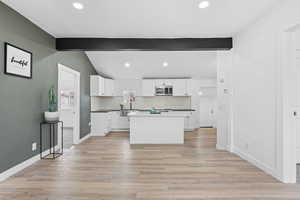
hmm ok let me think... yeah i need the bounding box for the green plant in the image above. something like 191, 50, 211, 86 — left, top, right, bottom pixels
48, 86, 57, 112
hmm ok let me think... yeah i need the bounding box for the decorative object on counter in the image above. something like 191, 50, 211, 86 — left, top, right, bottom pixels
44, 86, 60, 122
122, 91, 136, 110
149, 107, 161, 114
4, 42, 33, 79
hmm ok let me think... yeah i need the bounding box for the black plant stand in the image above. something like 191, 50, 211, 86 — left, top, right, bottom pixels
40, 121, 63, 159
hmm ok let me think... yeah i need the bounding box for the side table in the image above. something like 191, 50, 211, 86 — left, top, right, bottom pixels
40, 121, 63, 159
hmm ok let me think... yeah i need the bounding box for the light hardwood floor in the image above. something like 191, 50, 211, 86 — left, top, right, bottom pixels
1, 128, 300, 200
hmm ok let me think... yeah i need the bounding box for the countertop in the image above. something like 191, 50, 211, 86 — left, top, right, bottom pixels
91, 109, 196, 113
128, 111, 189, 118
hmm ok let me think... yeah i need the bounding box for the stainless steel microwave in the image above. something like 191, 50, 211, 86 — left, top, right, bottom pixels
155, 85, 173, 96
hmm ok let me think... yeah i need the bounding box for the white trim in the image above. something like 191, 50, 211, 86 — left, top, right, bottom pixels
216, 143, 226, 150
110, 129, 130, 132
78, 133, 91, 144
297, 149, 300, 164
58, 64, 81, 145
233, 147, 281, 182
278, 23, 300, 183
227, 145, 233, 153
0, 146, 58, 182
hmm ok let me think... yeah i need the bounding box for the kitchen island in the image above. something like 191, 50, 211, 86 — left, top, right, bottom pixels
128, 112, 187, 144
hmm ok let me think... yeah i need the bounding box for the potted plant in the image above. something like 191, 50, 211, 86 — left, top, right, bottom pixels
44, 86, 59, 122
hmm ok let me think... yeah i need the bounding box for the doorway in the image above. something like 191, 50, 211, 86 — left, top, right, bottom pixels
199, 96, 217, 128
295, 31, 300, 182
280, 23, 300, 183
58, 64, 80, 149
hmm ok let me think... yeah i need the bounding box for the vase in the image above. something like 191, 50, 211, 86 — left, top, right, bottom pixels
44, 111, 60, 122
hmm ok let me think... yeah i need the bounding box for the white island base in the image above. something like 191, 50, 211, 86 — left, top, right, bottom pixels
128, 113, 185, 144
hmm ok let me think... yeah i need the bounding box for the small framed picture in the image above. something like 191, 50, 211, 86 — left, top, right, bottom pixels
4, 43, 32, 79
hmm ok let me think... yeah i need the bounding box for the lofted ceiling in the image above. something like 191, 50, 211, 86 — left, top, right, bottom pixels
1, 0, 279, 38
86, 51, 217, 79
1, 0, 279, 79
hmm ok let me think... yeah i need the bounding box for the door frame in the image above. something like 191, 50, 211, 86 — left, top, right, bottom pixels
279, 22, 300, 183
58, 63, 81, 145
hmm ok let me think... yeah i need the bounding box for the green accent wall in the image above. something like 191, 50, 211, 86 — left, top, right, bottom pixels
0, 2, 97, 173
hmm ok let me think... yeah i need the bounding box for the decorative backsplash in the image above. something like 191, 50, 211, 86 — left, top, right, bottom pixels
91, 96, 191, 111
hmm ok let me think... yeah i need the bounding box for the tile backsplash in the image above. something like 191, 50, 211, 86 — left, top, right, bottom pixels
91, 96, 191, 111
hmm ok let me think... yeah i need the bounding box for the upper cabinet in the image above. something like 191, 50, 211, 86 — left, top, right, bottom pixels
172, 79, 188, 96
142, 79, 155, 96
142, 78, 193, 97
172, 79, 193, 96
90, 75, 114, 96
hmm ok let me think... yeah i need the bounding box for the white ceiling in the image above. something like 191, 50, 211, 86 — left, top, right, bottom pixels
2, 0, 279, 38
1, 0, 279, 79
86, 51, 217, 79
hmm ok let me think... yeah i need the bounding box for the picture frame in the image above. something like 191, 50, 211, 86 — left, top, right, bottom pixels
4, 42, 32, 79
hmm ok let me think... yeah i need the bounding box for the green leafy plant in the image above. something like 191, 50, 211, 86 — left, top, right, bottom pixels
48, 86, 57, 112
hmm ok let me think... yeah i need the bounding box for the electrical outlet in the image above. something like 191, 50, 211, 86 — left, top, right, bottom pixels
32, 143, 37, 151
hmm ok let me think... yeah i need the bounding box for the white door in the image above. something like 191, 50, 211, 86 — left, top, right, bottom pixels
58, 64, 80, 148
296, 52, 300, 163
60, 70, 76, 149
199, 97, 217, 127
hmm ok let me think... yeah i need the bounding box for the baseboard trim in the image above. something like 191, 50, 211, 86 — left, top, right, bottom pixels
297, 148, 300, 164
0, 146, 58, 182
78, 133, 91, 144
233, 147, 281, 182
110, 129, 130, 132
216, 143, 226, 150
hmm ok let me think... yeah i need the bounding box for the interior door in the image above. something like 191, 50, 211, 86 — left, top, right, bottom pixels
296, 52, 300, 163
199, 97, 216, 127
60, 70, 76, 149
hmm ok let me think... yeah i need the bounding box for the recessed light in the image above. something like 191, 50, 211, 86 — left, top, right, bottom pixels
163, 62, 169, 67
73, 2, 84, 10
124, 62, 131, 68
198, 1, 210, 9
198, 91, 203, 96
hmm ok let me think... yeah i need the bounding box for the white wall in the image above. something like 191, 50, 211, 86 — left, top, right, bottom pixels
227, 0, 300, 181
217, 51, 233, 150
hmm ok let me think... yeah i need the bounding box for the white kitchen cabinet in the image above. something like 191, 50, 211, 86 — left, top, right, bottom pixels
168, 111, 193, 131
105, 79, 114, 96
186, 79, 193, 96
172, 79, 193, 96
91, 113, 111, 136
172, 79, 188, 96
155, 79, 172, 86
142, 80, 155, 96
111, 111, 130, 131
90, 75, 114, 96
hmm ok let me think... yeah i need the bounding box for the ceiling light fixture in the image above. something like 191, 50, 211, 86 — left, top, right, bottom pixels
198, 1, 210, 9
163, 62, 169, 67
124, 62, 131, 68
73, 2, 84, 10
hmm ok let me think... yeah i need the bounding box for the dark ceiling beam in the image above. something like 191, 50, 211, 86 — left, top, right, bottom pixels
56, 38, 232, 51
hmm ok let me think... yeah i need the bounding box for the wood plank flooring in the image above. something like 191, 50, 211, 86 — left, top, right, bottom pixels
1, 128, 300, 200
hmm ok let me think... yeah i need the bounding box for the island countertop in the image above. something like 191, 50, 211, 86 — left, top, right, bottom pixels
91, 109, 195, 113
128, 111, 189, 118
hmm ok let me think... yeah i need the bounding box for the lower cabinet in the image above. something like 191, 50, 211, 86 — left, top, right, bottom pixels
91, 113, 112, 136
111, 111, 130, 131
170, 111, 193, 131
91, 111, 194, 136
